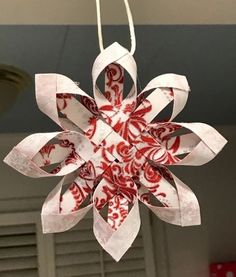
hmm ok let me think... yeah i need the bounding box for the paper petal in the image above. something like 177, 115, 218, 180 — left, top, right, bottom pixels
35, 73, 91, 129
138, 168, 201, 226
4, 131, 95, 177
41, 173, 92, 233
92, 42, 137, 114
173, 122, 227, 165
93, 199, 140, 261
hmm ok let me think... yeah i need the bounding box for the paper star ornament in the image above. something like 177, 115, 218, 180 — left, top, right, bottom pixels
4, 43, 227, 261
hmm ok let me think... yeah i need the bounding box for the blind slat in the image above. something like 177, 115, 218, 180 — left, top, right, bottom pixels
104, 258, 145, 273
56, 240, 100, 255
0, 256, 38, 271
70, 275, 101, 277
0, 234, 36, 247
0, 224, 35, 236
55, 230, 94, 243
0, 245, 37, 259
57, 262, 102, 277
0, 269, 38, 277
106, 270, 146, 277
56, 251, 100, 266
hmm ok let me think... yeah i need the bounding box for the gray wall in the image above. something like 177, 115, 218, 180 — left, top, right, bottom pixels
0, 25, 235, 133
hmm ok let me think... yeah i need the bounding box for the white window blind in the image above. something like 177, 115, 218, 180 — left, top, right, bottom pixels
0, 208, 156, 277
55, 217, 148, 277
0, 223, 38, 277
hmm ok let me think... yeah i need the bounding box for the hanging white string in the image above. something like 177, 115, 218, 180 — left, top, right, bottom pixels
95, 0, 136, 55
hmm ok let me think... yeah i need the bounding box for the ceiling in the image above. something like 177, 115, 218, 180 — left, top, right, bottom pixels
1, 0, 236, 25
0, 25, 235, 133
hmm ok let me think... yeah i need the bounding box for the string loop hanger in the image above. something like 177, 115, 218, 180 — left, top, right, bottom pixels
95, 0, 136, 56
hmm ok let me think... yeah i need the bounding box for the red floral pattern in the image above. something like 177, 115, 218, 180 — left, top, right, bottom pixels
56, 93, 73, 111
39, 144, 55, 166
56, 64, 188, 229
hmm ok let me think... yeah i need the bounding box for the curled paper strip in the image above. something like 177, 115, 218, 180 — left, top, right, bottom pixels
4, 42, 227, 261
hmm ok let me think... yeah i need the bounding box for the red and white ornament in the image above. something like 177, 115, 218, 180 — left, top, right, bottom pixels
4, 42, 227, 261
